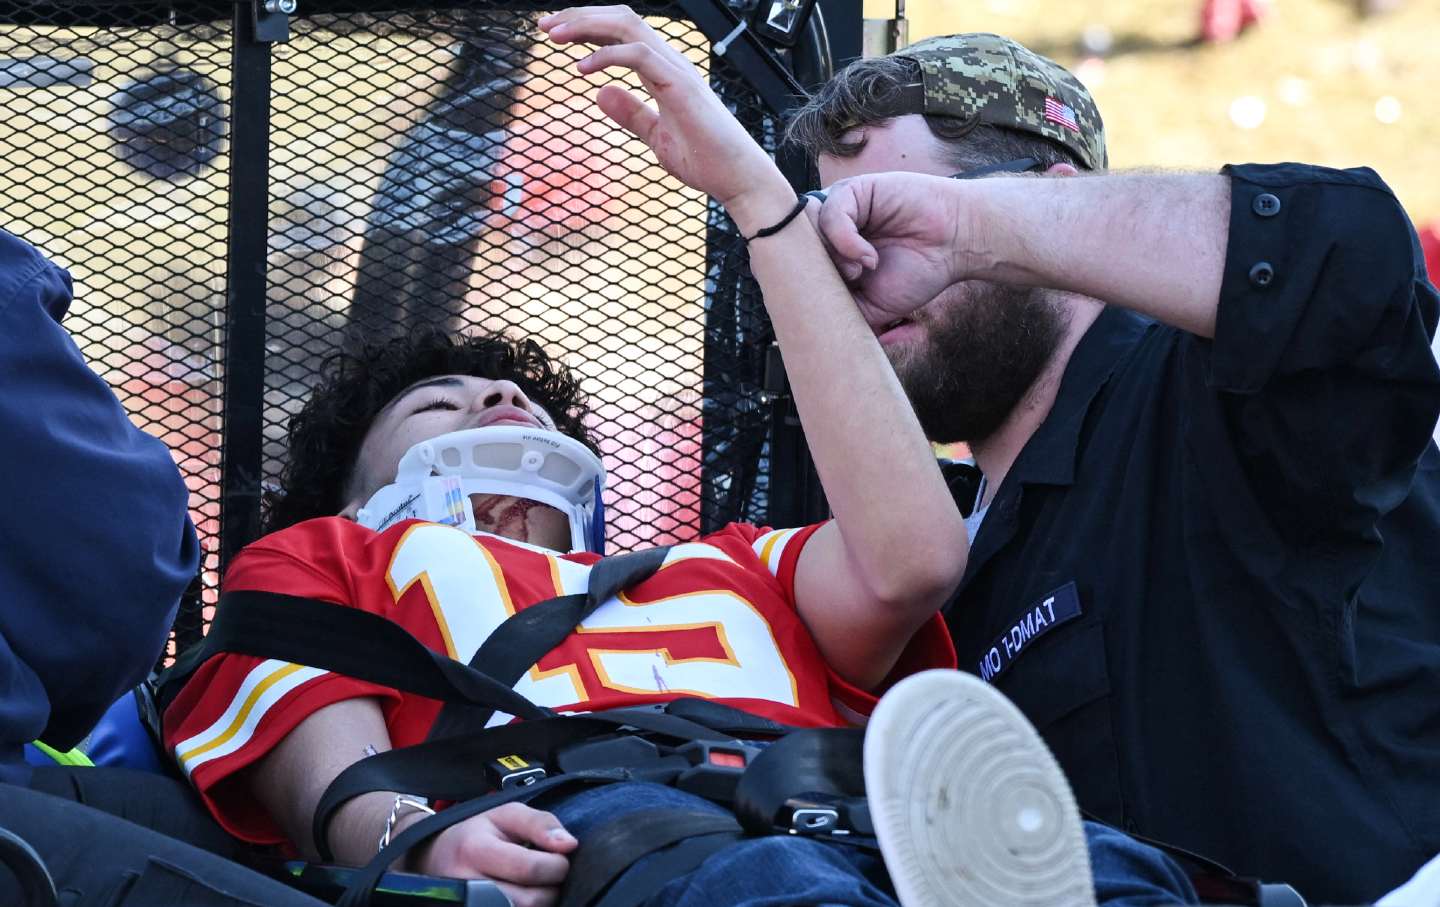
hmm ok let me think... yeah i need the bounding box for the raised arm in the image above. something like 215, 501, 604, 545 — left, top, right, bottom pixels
820, 164, 1440, 536
0, 229, 199, 755
815, 168, 1231, 339
540, 6, 967, 690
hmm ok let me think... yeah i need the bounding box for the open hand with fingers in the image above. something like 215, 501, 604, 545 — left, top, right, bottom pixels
540, 5, 796, 236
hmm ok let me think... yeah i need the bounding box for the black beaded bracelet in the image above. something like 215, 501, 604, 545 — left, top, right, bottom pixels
744, 195, 810, 242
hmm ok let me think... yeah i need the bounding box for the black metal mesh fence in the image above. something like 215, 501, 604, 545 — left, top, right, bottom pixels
0, 1, 796, 656
0, 3, 233, 656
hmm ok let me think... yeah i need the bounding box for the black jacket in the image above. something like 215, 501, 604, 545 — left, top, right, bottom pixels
945, 163, 1440, 903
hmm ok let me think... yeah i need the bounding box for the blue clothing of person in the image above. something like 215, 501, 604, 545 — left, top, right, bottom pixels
550, 782, 1197, 906
0, 228, 199, 784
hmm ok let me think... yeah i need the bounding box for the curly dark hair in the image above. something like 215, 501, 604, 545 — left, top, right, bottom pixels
262, 327, 594, 536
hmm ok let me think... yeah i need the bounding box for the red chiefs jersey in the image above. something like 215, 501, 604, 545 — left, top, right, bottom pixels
163, 517, 954, 843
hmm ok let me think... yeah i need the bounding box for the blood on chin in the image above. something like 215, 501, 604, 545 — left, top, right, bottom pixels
471, 494, 546, 539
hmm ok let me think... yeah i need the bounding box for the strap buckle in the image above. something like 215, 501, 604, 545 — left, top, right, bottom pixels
673, 740, 761, 803
485, 754, 548, 790
777, 796, 848, 836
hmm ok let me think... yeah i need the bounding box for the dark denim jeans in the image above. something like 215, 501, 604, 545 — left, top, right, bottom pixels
551, 782, 1197, 907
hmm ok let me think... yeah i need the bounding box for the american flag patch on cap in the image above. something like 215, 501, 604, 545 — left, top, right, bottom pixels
1044, 96, 1080, 132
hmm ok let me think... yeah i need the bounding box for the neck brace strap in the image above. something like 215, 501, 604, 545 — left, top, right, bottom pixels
355, 426, 606, 553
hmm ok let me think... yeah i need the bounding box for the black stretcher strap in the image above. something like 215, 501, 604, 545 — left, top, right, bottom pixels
559, 810, 743, 907
732, 727, 871, 837
592, 831, 743, 907
334, 769, 633, 907
155, 544, 882, 905
314, 715, 620, 860
153, 537, 1305, 907
426, 546, 671, 741
157, 590, 549, 723
159, 547, 670, 729
303, 710, 874, 907
332, 753, 753, 907
313, 705, 740, 861
661, 697, 793, 738
154, 546, 672, 859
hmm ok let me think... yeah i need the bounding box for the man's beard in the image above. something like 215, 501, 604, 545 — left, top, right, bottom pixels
889, 281, 1068, 446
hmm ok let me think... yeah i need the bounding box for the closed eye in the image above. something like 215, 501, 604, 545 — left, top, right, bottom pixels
412, 397, 460, 414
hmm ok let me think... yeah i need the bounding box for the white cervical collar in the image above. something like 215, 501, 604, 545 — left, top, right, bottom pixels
355, 426, 605, 553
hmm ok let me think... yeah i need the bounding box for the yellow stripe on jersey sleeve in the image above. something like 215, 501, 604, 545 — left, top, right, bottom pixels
174, 660, 328, 778
752, 527, 802, 578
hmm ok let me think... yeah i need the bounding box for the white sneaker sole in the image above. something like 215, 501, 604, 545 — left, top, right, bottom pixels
864, 669, 1096, 907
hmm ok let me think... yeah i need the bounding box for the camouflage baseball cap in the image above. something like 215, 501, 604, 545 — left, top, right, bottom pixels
883, 33, 1107, 171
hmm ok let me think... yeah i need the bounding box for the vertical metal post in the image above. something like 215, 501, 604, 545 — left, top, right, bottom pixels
762, 2, 857, 529
764, 139, 829, 529
820, 0, 865, 67
218, 4, 274, 570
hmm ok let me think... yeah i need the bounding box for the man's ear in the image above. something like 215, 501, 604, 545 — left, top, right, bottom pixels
1045, 162, 1081, 177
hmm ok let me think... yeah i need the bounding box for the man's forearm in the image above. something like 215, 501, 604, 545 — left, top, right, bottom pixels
971, 171, 1230, 338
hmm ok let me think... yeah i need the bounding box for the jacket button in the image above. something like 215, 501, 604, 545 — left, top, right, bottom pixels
1252, 193, 1282, 217
1249, 261, 1275, 287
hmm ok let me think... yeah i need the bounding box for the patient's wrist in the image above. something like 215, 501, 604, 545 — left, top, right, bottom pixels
724, 175, 802, 239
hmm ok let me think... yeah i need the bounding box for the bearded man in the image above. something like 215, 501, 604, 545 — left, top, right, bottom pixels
785, 32, 1440, 905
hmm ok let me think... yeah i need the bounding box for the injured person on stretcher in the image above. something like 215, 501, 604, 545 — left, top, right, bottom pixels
159, 6, 1201, 905
160, 325, 1198, 907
